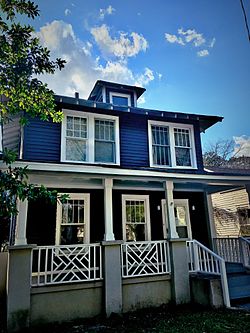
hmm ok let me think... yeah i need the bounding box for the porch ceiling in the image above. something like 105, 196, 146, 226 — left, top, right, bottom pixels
24, 168, 248, 194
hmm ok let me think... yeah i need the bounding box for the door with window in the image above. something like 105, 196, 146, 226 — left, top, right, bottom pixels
122, 195, 151, 242
161, 199, 192, 239
56, 193, 90, 245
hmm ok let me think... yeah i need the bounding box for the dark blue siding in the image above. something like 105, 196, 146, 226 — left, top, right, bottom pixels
23, 118, 61, 162
22, 110, 204, 172
119, 113, 149, 168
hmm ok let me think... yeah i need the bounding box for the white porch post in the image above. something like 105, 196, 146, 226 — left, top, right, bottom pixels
14, 199, 28, 246
104, 178, 115, 241
164, 180, 179, 239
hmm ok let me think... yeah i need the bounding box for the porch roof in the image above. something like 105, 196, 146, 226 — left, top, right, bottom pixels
7, 161, 250, 194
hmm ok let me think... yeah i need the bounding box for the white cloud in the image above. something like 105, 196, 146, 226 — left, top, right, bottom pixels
209, 37, 216, 48
178, 28, 205, 47
99, 5, 115, 20
64, 8, 71, 16
82, 41, 92, 56
135, 68, 154, 87
158, 73, 163, 80
197, 49, 209, 57
234, 136, 250, 156
91, 24, 148, 58
36, 21, 154, 98
137, 96, 145, 105
165, 27, 215, 57
165, 33, 185, 45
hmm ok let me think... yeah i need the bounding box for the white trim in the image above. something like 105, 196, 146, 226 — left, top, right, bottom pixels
148, 120, 197, 169
61, 109, 120, 165
7, 161, 250, 183
109, 92, 131, 106
122, 194, 151, 241
102, 86, 106, 103
133, 92, 137, 107
56, 193, 90, 245
161, 198, 192, 239
104, 178, 115, 241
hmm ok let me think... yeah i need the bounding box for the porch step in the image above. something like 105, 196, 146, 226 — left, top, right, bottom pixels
225, 263, 250, 301
225, 262, 247, 274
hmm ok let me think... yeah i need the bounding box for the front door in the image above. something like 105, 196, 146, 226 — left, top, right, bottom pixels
56, 193, 90, 245
122, 195, 151, 241
161, 199, 192, 239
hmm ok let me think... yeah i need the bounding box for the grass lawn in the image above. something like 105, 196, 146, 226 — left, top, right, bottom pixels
25, 305, 250, 333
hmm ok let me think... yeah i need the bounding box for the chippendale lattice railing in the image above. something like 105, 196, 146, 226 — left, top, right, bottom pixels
121, 240, 171, 278
31, 244, 102, 286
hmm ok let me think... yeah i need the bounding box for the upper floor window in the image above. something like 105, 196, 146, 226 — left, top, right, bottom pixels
148, 120, 196, 168
110, 92, 131, 106
61, 110, 120, 165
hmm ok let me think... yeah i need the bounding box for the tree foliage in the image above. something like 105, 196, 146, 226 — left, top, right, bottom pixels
0, 1, 67, 248
0, 148, 68, 218
0, 0, 66, 125
203, 139, 250, 169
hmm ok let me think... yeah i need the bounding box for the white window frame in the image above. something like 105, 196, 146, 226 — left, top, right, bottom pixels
161, 199, 192, 239
61, 109, 120, 165
148, 120, 197, 169
109, 92, 131, 107
56, 193, 90, 245
122, 194, 151, 242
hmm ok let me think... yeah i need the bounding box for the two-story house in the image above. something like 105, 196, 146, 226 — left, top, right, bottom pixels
2, 80, 250, 331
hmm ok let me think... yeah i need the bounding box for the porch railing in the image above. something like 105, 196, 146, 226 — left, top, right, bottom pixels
121, 240, 170, 278
213, 237, 250, 267
31, 243, 102, 286
187, 240, 230, 307
240, 237, 250, 268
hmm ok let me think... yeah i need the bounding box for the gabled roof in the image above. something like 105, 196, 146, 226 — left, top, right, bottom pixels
88, 80, 146, 101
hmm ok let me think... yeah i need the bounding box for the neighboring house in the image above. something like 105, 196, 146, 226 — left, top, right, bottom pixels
212, 187, 250, 237
1, 80, 250, 331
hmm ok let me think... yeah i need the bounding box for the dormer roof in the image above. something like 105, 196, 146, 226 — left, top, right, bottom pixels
88, 80, 146, 101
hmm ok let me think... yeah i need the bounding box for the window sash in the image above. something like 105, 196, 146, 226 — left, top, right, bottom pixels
62, 111, 119, 164
149, 122, 195, 168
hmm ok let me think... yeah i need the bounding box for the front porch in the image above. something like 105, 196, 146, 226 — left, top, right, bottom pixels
4, 170, 250, 331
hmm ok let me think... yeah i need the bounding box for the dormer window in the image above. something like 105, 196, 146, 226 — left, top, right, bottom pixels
110, 92, 131, 107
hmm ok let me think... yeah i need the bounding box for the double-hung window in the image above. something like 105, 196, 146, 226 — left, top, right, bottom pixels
148, 121, 196, 168
95, 119, 115, 163
61, 110, 120, 164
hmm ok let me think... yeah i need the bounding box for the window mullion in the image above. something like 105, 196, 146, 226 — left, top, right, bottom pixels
169, 126, 176, 167
88, 116, 95, 163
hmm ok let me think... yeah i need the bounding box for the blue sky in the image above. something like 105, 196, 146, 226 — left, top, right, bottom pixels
29, 0, 250, 153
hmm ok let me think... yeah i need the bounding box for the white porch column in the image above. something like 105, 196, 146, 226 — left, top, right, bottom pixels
104, 178, 115, 241
15, 199, 28, 246
164, 180, 179, 239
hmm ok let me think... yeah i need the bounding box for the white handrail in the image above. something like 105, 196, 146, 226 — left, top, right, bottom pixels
187, 239, 230, 307
240, 237, 250, 268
